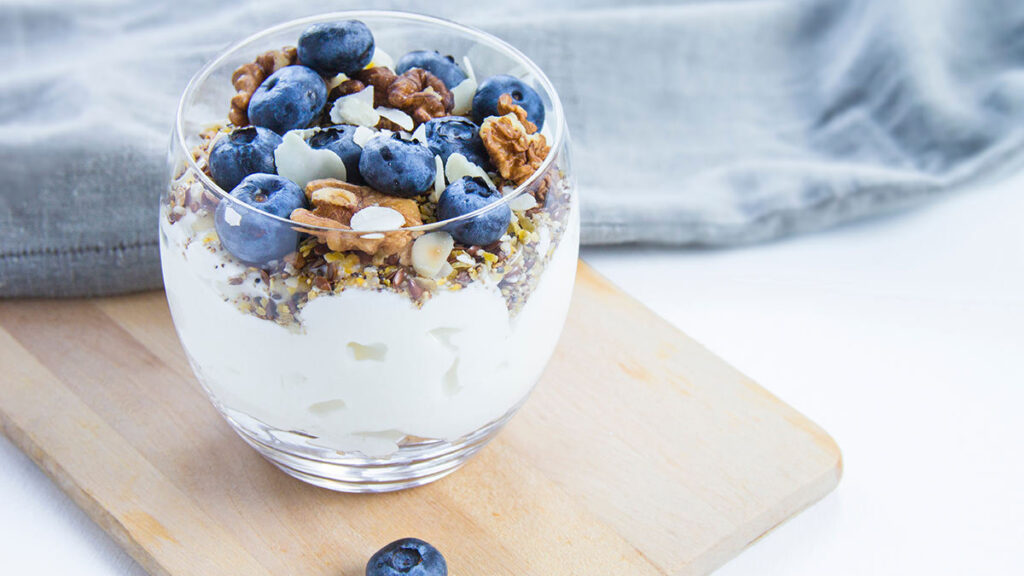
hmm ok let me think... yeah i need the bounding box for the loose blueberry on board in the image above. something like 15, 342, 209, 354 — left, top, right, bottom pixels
472, 75, 545, 129
248, 65, 327, 135
437, 176, 512, 246
395, 50, 467, 89
298, 20, 375, 76
359, 135, 436, 198
214, 174, 306, 265
423, 116, 490, 169
308, 126, 364, 184
208, 126, 282, 192
366, 538, 447, 576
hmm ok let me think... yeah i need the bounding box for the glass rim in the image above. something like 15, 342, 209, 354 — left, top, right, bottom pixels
174, 9, 566, 235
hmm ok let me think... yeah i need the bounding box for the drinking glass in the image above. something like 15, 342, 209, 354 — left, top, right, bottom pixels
160, 11, 578, 492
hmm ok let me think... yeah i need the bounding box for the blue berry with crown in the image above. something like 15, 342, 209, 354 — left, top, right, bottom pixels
208, 126, 282, 192
366, 538, 447, 576
359, 135, 436, 198
437, 177, 511, 246
214, 174, 306, 264
308, 126, 364, 184
423, 116, 490, 169
248, 65, 327, 134
395, 50, 466, 89
472, 75, 545, 129
298, 20, 375, 76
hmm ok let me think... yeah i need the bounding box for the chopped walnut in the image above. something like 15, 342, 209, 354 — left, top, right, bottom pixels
528, 168, 555, 205
290, 179, 422, 258
327, 68, 405, 130
229, 46, 298, 126
386, 69, 453, 125
188, 126, 222, 181
496, 93, 538, 134
480, 102, 551, 185
375, 117, 406, 131
353, 67, 398, 107
328, 78, 366, 101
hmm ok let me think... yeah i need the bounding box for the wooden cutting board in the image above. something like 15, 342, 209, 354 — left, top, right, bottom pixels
0, 262, 840, 576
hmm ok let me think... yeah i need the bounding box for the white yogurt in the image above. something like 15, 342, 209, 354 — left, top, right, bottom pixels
160, 198, 579, 456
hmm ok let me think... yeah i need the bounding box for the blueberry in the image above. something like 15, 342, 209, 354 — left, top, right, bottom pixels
308, 126, 364, 184
472, 75, 545, 130
358, 135, 436, 198
366, 538, 447, 576
395, 50, 467, 89
248, 66, 327, 134
298, 20, 374, 76
437, 177, 512, 246
423, 116, 490, 169
207, 126, 282, 192
214, 174, 306, 265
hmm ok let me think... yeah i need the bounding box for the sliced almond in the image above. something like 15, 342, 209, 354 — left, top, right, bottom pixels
367, 47, 394, 70
445, 152, 496, 190
411, 231, 455, 278
352, 125, 377, 148
507, 193, 538, 212
451, 77, 477, 115
462, 56, 477, 83
431, 155, 446, 203
350, 206, 406, 232
222, 205, 243, 227
411, 123, 428, 145
376, 106, 415, 131
325, 73, 350, 92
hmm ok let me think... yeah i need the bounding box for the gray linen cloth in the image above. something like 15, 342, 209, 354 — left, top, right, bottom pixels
2, 0, 1023, 297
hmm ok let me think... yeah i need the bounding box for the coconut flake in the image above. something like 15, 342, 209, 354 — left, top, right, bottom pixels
462, 56, 477, 83
352, 125, 377, 148
537, 226, 552, 258
445, 153, 496, 189
325, 73, 350, 92
451, 77, 477, 115
368, 48, 394, 70
329, 87, 379, 127
508, 193, 538, 212
377, 107, 415, 131
274, 130, 347, 189
431, 155, 446, 203
411, 123, 428, 145
411, 231, 455, 278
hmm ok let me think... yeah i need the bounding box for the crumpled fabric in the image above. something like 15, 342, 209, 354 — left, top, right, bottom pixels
2, 0, 1023, 296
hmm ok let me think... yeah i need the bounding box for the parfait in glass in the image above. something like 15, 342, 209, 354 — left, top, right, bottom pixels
161, 11, 578, 492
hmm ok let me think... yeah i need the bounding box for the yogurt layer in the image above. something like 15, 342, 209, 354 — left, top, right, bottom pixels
160, 196, 579, 456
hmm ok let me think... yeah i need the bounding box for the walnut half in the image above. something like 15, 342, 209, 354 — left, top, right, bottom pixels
386, 68, 454, 125
290, 179, 422, 258
480, 94, 551, 185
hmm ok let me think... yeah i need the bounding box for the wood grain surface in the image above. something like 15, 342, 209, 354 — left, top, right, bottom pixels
0, 262, 841, 575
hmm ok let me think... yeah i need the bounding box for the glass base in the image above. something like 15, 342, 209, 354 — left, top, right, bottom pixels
220, 407, 519, 493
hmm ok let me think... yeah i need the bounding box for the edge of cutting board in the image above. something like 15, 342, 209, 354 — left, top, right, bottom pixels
0, 261, 841, 575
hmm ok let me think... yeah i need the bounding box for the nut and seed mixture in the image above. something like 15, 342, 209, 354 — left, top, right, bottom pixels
164, 36, 573, 329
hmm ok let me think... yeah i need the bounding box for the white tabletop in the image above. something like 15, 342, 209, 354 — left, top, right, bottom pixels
2, 170, 1022, 574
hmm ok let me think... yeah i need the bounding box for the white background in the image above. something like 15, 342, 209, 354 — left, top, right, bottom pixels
2, 169, 1022, 574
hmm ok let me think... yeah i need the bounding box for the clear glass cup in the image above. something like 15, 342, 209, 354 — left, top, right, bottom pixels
160, 11, 578, 492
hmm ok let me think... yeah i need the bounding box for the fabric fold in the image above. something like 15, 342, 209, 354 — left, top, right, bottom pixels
2, 0, 1023, 296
